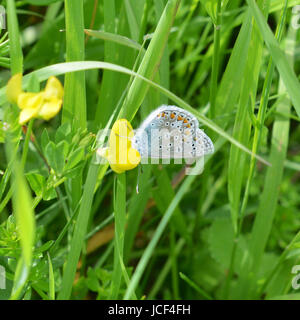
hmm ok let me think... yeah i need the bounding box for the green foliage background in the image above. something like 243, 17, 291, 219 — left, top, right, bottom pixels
0, 0, 300, 300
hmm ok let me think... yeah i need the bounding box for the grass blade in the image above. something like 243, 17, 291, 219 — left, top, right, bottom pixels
0, 60, 270, 165
247, 0, 300, 118
9, 160, 35, 299
47, 252, 55, 300
120, 0, 181, 120
84, 29, 142, 51
110, 173, 126, 299
62, 0, 86, 128
123, 165, 201, 299
57, 161, 99, 300
7, 0, 23, 75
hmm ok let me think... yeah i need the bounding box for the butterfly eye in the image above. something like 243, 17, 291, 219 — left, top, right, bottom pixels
171, 123, 175, 127
165, 122, 169, 126
151, 123, 155, 127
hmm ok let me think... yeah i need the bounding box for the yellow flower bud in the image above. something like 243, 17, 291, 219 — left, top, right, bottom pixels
6, 74, 64, 125
17, 92, 43, 110
38, 97, 63, 121
44, 76, 64, 100
6, 73, 23, 104
98, 119, 141, 174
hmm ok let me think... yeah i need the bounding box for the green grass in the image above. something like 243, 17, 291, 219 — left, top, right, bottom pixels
0, 0, 300, 301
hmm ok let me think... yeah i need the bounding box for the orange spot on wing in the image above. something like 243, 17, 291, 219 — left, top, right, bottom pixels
186, 123, 191, 128
177, 115, 183, 121
183, 118, 188, 123
170, 113, 175, 119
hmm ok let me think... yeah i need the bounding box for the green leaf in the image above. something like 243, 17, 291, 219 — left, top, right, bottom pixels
35, 241, 54, 255
55, 122, 72, 144
208, 218, 248, 275
86, 268, 100, 292
45, 142, 57, 172
42, 185, 57, 201
26, 173, 45, 197
208, 218, 235, 269
199, 0, 228, 24
63, 164, 84, 179
64, 147, 85, 172
45, 141, 67, 175
56, 141, 68, 175
41, 129, 50, 155
199, 0, 219, 24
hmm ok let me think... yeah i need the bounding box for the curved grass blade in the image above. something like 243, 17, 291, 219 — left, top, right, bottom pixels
0, 61, 269, 166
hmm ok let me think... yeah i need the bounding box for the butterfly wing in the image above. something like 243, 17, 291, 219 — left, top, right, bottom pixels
133, 105, 214, 160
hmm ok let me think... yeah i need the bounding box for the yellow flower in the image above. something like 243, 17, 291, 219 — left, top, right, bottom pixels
98, 119, 141, 174
6, 73, 64, 125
